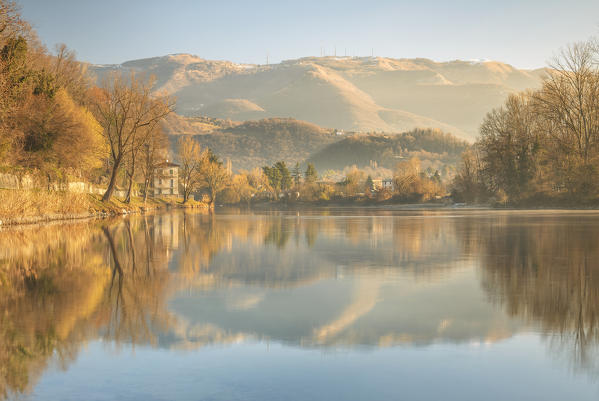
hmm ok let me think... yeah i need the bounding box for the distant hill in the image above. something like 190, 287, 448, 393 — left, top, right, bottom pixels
162, 115, 339, 170
306, 129, 469, 172
91, 54, 547, 140
162, 114, 468, 173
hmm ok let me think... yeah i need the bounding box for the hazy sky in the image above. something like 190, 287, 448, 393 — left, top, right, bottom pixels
18, 0, 599, 68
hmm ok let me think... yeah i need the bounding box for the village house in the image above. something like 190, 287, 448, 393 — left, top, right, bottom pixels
381, 178, 394, 191
153, 161, 179, 197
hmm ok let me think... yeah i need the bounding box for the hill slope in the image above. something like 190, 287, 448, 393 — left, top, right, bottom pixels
307, 129, 469, 172
162, 115, 339, 170
92, 54, 546, 140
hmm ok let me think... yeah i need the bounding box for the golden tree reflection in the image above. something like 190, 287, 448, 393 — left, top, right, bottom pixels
0, 216, 176, 398
0, 223, 109, 398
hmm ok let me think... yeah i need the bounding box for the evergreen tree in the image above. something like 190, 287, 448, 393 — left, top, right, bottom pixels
305, 163, 318, 183
292, 162, 301, 187
365, 175, 374, 191
262, 165, 281, 191
275, 161, 292, 191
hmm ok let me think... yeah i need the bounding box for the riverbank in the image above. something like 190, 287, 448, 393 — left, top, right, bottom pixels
0, 189, 209, 226
224, 198, 599, 212
225, 197, 461, 210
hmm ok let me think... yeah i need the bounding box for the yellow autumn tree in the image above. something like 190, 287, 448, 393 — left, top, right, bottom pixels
16, 88, 105, 183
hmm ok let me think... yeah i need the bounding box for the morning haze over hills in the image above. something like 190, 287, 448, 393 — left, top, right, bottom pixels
90, 53, 544, 170
92, 54, 546, 139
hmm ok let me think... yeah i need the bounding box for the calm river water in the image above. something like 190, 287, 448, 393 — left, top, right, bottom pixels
1, 209, 598, 400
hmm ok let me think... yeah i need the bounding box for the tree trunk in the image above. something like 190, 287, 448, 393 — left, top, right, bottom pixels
143, 177, 149, 203
209, 187, 216, 210
125, 153, 137, 203
102, 158, 121, 202
124, 172, 133, 203
126, 220, 137, 275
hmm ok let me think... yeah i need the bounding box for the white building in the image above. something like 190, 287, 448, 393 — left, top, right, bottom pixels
382, 178, 394, 191
153, 161, 179, 196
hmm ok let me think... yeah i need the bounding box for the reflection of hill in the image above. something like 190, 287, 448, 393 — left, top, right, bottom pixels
3, 211, 599, 397
168, 263, 521, 350
167, 212, 522, 351
175, 213, 466, 289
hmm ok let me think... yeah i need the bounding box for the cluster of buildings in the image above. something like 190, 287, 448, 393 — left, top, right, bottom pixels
371, 178, 394, 191
144, 160, 397, 200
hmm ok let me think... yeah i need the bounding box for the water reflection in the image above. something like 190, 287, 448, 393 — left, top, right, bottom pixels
1, 210, 599, 398
471, 214, 599, 374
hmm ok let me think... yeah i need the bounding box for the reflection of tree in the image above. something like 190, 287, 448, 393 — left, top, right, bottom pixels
473, 215, 599, 374
0, 217, 175, 398
263, 217, 291, 249
0, 223, 109, 399
100, 222, 174, 347
178, 212, 227, 276
304, 220, 319, 248
6, 211, 599, 397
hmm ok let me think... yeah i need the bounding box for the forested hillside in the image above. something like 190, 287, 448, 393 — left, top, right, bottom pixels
163, 116, 340, 170
307, 129, 469, 172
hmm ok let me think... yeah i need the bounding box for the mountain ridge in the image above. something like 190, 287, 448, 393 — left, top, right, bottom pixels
91, 54, 547, 140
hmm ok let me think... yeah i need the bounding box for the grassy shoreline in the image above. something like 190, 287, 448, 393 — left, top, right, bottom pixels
4, 189, 599, 227
0, 189, 209, 226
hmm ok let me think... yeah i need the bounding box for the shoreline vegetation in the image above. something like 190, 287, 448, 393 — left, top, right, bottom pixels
0, 189, 208, 226
451, 38, 599, 206
2, 2, 599, 226
0, 1, 224, 223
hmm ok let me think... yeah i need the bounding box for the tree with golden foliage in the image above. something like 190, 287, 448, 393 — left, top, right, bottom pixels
16, 89, 105, 185
393, 157, 444, 202
221, 168, 270, 205
0, 1, 106, 187
342, 166, 366, 196
199, 154, 230, 208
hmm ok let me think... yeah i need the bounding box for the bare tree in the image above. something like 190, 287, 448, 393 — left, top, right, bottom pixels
51, 44, 91, 104
140, 125, 168, 203
123, 121, 165, 203
177, 136, 205, 203
534, 40, 599, 195
91, 72, 173, 202
479, 93, 541, 200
